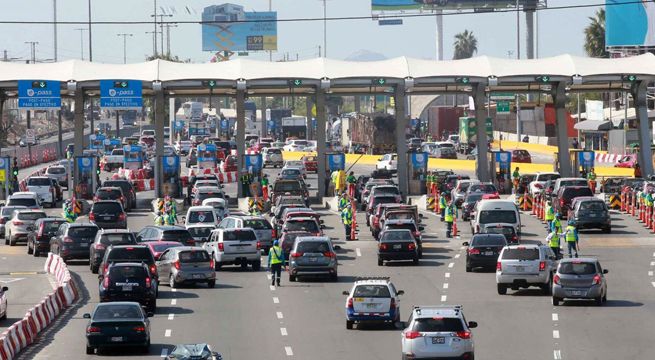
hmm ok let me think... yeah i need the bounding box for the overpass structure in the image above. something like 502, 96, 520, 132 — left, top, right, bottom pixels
0, 54, 653, 199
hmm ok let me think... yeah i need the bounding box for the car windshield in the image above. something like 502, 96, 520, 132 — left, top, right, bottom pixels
187, 227, 213, 239
93, 304, 142, 320
559, 262, 597, 275
224, 230, 256, 241
285, 220, 319, 233
1, 207, 23, 216
502, 248, 540, 260
274, 182, 301, 192
353, 285, 391, 298
483, 227, 514, 237
109, 265, 147, 282
69, 227, 99, 238
8, 198, 37, 207
579, 201, 606, 212
178, 250, 210, 263
296, 241, 330, 253
162, 230, 194, 243
151, 243, 182, 253
47, 167, 66, 174
380, 230, 413, 242
472, 234, 507, 246
27, 178, 51, 186
100, 233, 136, 246
17, 212, 46, 221
92, 203, 122, 213
244, 219, 272, 230
413, 318, 464, 332
479, 210, 516, 224
188, 211, 215, 223
282, 169, 301, 176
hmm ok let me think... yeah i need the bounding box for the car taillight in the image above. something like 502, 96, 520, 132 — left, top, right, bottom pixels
560, 199, 565, 207
347, 297, 353, 309
38, 223, 45, 236
390, 298, 396, 311
120, 196, 125, 203
323, 251, 336, 258
408, 243, 416, 251
173, 261, 180, 270
413, 231, 421, 238
539, 261, 546, 271
290, 252, 303, 258
89, 212, 95, 221
256, 241, 261, 250
475, 225, 480, 233
133, 326, 146, 332
149, 264, 157, 275
592, 274, 602, 285
535, 183, 543, 189
496, 262, 502, 271
373, 218, 379, 227
379, 243, 388, 251
118, 213, 126, 221
102, 276, 109, 288
404, 331, 422, 339
63, 236, 74, 243
86, 326, 101, 334
210, 258, 215, 269
103, 263, 109, 274
218, 243, 224, 251
94, 243, 105, 250
468, 248, 480, 255
12, 220, 24, 226
145, 277, 151, 288
553, 274, 560, 285
512, 235, 518, 242
456, 331, 471, 339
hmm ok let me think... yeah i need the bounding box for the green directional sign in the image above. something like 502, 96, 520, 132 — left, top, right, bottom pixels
496, 101, 511, 115
535, 75, 551, 83
455, 77, 470, 84
372, 78, 387, 86
202, 80, 218, 88
288, 79, 303, 87
622, 74, 637, 82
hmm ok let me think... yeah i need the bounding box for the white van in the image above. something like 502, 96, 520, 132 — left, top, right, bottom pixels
184, 206, 220, 228
470, 200, 521, 236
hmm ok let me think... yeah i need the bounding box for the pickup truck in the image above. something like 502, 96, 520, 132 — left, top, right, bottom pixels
102, 149, 124, 171
25, 177, 56, 208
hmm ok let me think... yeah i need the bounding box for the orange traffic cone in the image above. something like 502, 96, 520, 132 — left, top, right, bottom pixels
452, 218, 458, 237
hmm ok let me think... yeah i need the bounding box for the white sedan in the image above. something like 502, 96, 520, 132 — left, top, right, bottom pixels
283, 161, 306, 178
528, 172, 561, 196
283, 140, 309, 152
376, 153, 398, 172
0, 285, 7, 320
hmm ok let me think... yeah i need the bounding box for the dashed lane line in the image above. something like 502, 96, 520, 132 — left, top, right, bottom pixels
553, 330, 560, 339
280, 327, 288, 336
448, 262, 454, 268
277, 312, 284, 319
554, 350, 562, 359
440, 295, 447, 302
443, 283, 449, 289
285, 346, 294, 356
270, 285, 276, 291
445, 272, 450, 278
164, 329, 172, 337
171, 299, 177, 305
356, 248, 362, 257
168, 314, 174, 320
273, 297, 280, 304
454, 254, 460, 259
649, 271, 653, 277
552, 313, 558, 321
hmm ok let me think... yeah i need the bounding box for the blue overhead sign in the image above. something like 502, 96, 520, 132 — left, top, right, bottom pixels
100, 80, 143, 109
18, 80, 61, 109
202, 4, 277, 52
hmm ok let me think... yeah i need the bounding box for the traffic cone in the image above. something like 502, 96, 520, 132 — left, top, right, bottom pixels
452, 218, 458, 237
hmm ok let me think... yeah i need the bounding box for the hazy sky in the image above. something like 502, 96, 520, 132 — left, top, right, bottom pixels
0, 0, 599, 64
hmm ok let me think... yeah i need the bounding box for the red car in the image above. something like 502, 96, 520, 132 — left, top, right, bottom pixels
301, 155, 318, 173
222, 155, 237, 172
511, 149, 532, 163
144, 241, 183, 261
615, 153, 637, 168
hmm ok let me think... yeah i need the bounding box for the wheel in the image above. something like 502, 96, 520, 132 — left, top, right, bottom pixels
497, 283, 507, 295
330, 273, 338, 282
377, 258, 383, 266
9, 237, 15, 246
148, 300, 157, 313
33, 246, 39, 257
602, 292, 607, 303
252, 261, 261, 271
595, 296, 604, 306
346, 320, 353, 330
552, 296, 560, 306
542, 276, 553, 295
603, 227, 611, 234
86, 345, 94, 355
413, 257, 419, 265
27, 242, 33, 255
142, 339, 150, 354
207, 280, 215, 288
289, 274, 296, 282
91, 264, 99, 274
465, 264, 472, 272
169, 275, 177, 288
51, 200, 56, 208
240, 261, 248, 270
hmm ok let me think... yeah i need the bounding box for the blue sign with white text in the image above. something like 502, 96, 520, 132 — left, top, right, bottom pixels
197, 144, 217, 163
578, 151, 595, 168
495, 151, 511, 170
163, 155, 180, 173
411, 152, 428, 169
18, 80, 61, 109
245, 154, 263, 172
328, 153, 345, 171
100, 80, 143, 109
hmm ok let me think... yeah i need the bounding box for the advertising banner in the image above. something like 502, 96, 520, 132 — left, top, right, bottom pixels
495, 151, 511, 170
606, 0, 655, 47
578, 151, 595, 168
372, 0, 527, 12
202, 4, 277, 52
245, 154, 263, 172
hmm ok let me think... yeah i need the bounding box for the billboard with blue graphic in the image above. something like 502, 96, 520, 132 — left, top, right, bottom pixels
606, 0, 655, 47
371, 0, 531, 12
202, 4, 277, 52
18, 80, 61, 109
327, 153, 345, 171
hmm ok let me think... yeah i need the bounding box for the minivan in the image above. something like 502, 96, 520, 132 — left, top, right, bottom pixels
471, 200, 521, 236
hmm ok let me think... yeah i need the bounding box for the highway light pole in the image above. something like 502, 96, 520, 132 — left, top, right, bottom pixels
53, 0, 58, 62
74, 28, 87, 60
117, 33, 133, 64
88, 0, 92, 61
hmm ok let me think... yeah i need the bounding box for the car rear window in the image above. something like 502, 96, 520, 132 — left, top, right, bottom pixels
108, 247, 153, 262
563, 188, 593, 199
483, 227, 515, 237
353, 285, 391, 298
47, 167, 66, 174
268, 149, 282, 154
93, 304, 142, 320
373, 187, 400, 195
471, 234, 507, 246
17, 212, 46, 221
178, 250, 210, 263
379, 230, 414, 242
43, 221, 66, 233
69, 227, 99, 238
274, 182, 302, 192
100, 233, 137, 246
281, 232, 311, 249
386, 212, 414, 221
8, 198, 37, 207
27, 178, 51, 186
151, 243, 182, 253
1, 207, 22, 216
282, 169, 301, 176
162, 230, 194, 243
97, 189, 121, 198
187, 227, 213, 239
296, 241, 330, 253
284, 220, 319, 233
469, 184, 497, 193
465, 193, 484, 203
579, 201, 606, 211
244, 219, 272, 230
502, 248, 540, 260
479, 210, 516, 224
92, 202, 123, 213
103, 181, 132, 193
385, 223, 417, 232
188, 211, 215, 223
197, 192, 224, 202
412, 318, 464, 332
109, 265, 147, 281
558, 262, 597, 275
223, 230, 256, 241
539, 174, 560, 181
372, 196, 398, 206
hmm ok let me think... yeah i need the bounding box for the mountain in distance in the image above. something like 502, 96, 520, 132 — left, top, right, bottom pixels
344, 50, 388, 62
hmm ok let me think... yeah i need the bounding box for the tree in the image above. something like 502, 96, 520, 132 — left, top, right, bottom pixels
584, 9, 608, 58
453, 30, 478, 60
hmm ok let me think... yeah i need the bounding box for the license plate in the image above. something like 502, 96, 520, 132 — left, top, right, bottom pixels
309, 257, 318, 262
80, 243, 89, 248
121, 286, 132, 291
484, 251, 494, 256
432, 336, 445, 344
111, 337, 123, 342
103, 216, 111, 221
393, 244, 402, 250
514, 266, 524, 272
589, 213, 598, 217
354, 298, 364, 302
570, 290, 583, 296
366, 303, 377, 309
192, 274, 203, 279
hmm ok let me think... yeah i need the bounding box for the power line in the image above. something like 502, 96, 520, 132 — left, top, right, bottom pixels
0, 1, 627, 26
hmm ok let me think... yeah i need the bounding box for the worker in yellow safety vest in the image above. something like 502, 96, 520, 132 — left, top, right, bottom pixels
544, 201, 555, 231
565, 221, 579, 258
268, 240, 285, 287
439, 192, 448, 222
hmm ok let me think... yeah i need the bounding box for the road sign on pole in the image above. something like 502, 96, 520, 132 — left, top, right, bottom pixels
18, 80, 61, 109
25, 129, 36, 144
496, 101, 511, 115
100, 80, 143, 109
490, 93, 515, 101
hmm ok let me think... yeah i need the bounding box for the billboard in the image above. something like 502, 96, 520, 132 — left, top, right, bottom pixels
202, 3, 277, 52
371, 0, 536, 12
606, 0, 655, 48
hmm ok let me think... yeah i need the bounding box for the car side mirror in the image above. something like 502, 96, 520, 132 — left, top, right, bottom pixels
603, 269, 609, 274
224, 195, 230, 199
147, 312, 154, 317
320, 224, 326, 229
342, 291, 349, 296
418, 226, 425, 231
468, 321, 478, 328
269, 212, 274, 217
83, 313, 91, 319
397, 290, 405, 296
462, 242, 469, 246
136, 235, 142, 242
419, 214, 425, 218
1, 286, 7, 292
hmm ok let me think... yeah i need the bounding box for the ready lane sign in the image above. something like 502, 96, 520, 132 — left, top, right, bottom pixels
18, 80, 61, 109
100, 80, 143, 109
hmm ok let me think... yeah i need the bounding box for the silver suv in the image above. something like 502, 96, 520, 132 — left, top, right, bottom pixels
218, 216, 274, 253
288, 236, 337, 282
401, 305, 477, 360
203, 228, 261, 270
496, 244, 558, 295
552, 258, 608, 306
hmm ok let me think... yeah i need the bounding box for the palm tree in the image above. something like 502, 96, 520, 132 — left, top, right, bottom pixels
584, 9, 608, 58
453, 30, 478, 60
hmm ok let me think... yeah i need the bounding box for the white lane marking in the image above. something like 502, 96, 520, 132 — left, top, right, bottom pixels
652, 252, 655, 257
443, 283, 449, 289
171, 299, 177, 305
454, 254, 461, 259
552, 313, 559, 321
285, 346, 294, 356
280, 327, 288, 336
651, 261, 655, 266
553, 330, 560, 339
448, 262, 454, 268
553, 349, 562, 359
273, 297, 280, 304
356, 248, 362, 257
270, 285, 276, 291
649, 271, 654, 277
164, 329, 172, 337
652, 282, 655, 288
171, 288, 177, 292
445, 272, 451, 278
168, 314, 174, 320
160, 348, 169, 358
440, 295, 447, 302
277, 311, 284, 319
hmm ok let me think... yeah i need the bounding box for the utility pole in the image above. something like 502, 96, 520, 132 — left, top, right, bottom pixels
145, 31, 158, 58
53, 0, 58, 62
88, 0, 92, 61
24, 42, 39, 64
151, 14, 172, 58
515, 0, 520, 60
153, 0, 158, 57
269, 0, 273, 62
164, 24, 178, 57
74, 28, 87, 60
117, 33, 133, 64
322, 0, 327, 57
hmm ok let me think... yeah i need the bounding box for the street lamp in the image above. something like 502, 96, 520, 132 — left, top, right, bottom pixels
117, 33, 133, 64
74, 28, 88, 60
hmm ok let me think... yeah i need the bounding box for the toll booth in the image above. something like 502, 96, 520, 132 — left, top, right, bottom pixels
489, 151, 512, 194
553, 150, 595, 178
408, 151, 429, 195
244, 153, 264, 197
89, 134, 106, 153
123, 145, 143, 171
160, 155, 181, 198
74, 156, 98, 200
0, 156, 10, 200
197, 144, 217, 169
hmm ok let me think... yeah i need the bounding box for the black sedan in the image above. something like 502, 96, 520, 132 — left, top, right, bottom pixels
377, 229, 419, 266
27, 217, 67, 257
463, 234, 507, 272
84, 301, 151, 355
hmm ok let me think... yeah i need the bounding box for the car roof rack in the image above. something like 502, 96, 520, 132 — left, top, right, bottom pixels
355, 276, 390, 281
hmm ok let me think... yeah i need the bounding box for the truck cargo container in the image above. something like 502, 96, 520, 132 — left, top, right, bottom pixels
281, 116, 307, 139
427, 107, 464, 140
349, 113, 396, 155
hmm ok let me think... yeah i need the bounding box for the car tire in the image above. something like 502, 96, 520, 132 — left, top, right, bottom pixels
27, 242, 33, 255
413, 257, 419, 265
552, 296, 560, 306
497, 283, 507, 295
346, 320, 353, 330
377, 258, 383, 266
465, 264, 472, 272
208, 280, 216, 288
142, 339, 150, 354
33, 246, 39, 257
252, 261, 261, 271
542, 276, 553, 295
86, 345, 94, 355
149, 300, 157, 314
289, 274, 296, 282
9, 237, 15, 246
330, 273, 338, 282
604, 227, 611, 234
595, 296, 604, 306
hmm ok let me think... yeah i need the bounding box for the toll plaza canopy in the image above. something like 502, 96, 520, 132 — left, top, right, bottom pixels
0, 53, 653, 197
